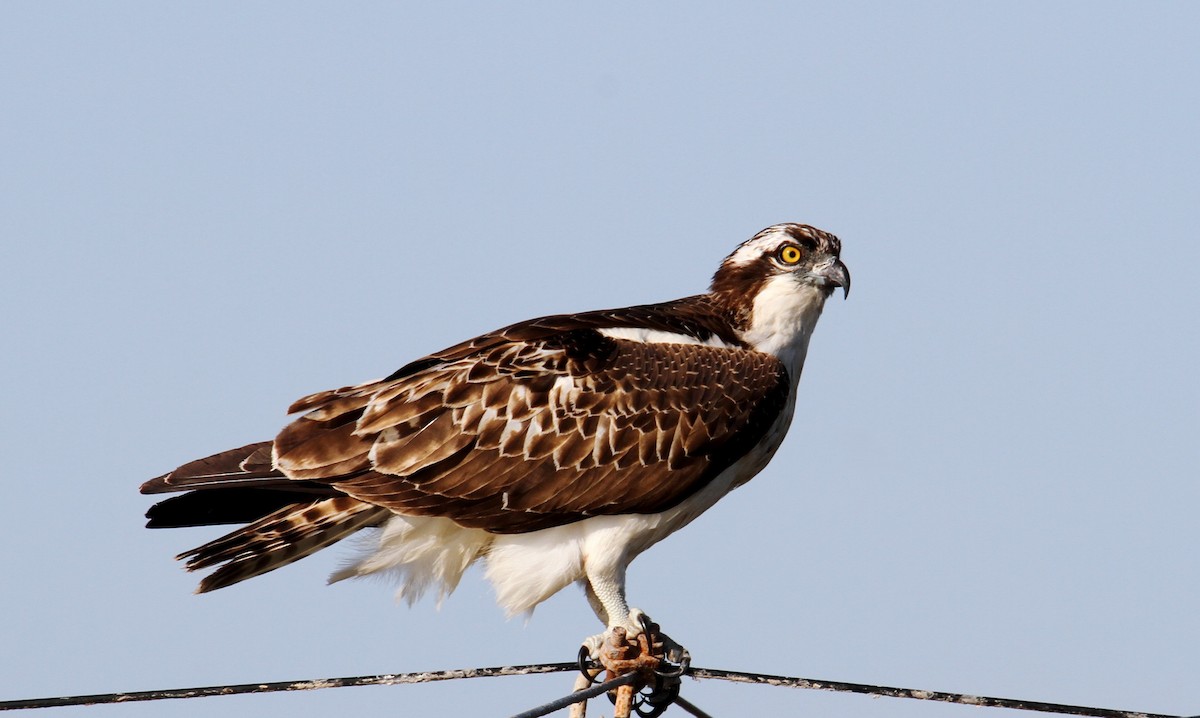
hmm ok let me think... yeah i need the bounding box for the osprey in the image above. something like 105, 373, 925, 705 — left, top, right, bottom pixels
141, 222, 849, 653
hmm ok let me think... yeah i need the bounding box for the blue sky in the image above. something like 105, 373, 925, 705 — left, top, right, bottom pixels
2, 3, 1197, 717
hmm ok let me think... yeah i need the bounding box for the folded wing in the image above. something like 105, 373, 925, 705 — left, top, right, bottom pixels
275, 324, 790, 532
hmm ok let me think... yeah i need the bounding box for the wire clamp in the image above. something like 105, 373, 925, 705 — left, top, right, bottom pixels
575, 614, 690, 718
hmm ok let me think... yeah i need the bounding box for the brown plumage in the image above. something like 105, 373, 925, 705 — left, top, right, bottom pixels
179, 497, 390, 593
141, 223, 849, 616
142, 306, 790, 586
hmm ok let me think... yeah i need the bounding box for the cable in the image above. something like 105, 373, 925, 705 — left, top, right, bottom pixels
0, 662, 1187, 718
674, 695, 716, 718
0, 663, 576, 712
688, 667, 1181, 718
507, 672, 639, 718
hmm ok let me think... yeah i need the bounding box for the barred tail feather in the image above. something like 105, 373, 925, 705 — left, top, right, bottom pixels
179, 497, 390, 593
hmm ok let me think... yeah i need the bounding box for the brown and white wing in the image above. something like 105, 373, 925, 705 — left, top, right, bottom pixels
274, 326, 790, 533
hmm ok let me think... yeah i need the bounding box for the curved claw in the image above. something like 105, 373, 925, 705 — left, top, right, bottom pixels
654, 649, 690, 679
635, 688, 678, 717
633, 672, 680, 718
577, 645, 603, 684
580, 632, 605, 659
636, 610, 656, 637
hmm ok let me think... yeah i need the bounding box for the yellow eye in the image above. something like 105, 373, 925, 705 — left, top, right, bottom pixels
778, 244, 803, 265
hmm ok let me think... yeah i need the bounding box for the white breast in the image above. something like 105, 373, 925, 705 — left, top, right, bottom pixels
738, 274, 828, 375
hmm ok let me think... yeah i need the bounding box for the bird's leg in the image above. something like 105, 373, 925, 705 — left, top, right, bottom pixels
582, 579, 612, 627
580, 564, 642, 658
579, 563, 689, 667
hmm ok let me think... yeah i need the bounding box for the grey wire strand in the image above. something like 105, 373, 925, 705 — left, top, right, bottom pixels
674, 695, 716, 718
0, 663, 578, 712
506, 672, 639, 718
0, 661, 1187, 718
687, 667, 1182, 718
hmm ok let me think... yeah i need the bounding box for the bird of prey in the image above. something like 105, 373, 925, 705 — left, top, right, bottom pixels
141, 222, 849, 654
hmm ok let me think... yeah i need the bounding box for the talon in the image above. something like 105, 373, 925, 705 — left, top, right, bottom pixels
634, 609, 655, 638
627, 607, 648, 636
614, 607, 658, 640
637, 677, 680, 718
580, 633, 606, 660
656, 632, 689, 668
577, 644, 603, 683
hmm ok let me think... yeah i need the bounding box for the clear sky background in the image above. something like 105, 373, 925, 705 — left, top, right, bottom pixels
2, 3, 1197, 717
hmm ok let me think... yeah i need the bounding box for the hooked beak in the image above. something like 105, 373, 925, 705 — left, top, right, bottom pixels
810, 257, 851, 299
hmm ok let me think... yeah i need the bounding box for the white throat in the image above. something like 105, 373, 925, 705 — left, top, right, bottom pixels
737, 274, 829, 376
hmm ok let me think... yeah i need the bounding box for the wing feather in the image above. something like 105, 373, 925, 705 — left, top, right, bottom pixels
142, 295, 795, 595
371, 412, 476, 476
140, 441, 280, 493
268, 320, 788, 533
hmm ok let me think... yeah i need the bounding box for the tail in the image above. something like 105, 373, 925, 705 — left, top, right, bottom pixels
142, 441, 389, 592
180, 497, 390, 592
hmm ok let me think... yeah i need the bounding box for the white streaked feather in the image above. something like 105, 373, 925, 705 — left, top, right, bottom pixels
722, 225, 796, 267
596, 326, 735, 348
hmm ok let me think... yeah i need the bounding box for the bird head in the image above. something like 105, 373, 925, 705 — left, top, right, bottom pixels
709, 223, 850, 365
711, 223, 850, 300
